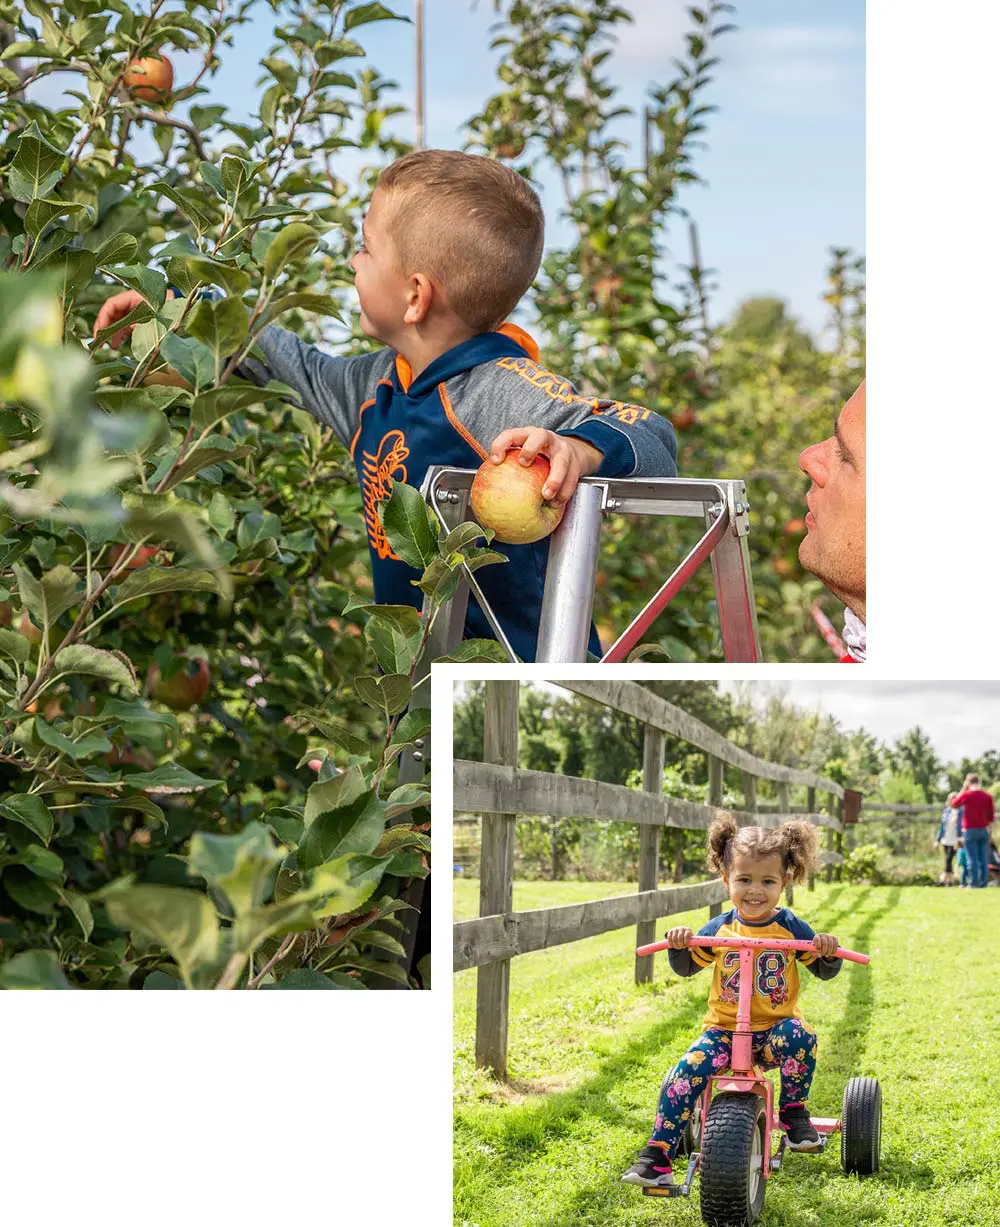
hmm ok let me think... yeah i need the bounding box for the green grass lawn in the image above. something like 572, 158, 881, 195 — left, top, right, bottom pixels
454, 880, 1000, 1227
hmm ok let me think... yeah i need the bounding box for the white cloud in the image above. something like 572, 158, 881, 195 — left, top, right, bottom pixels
726, 23, 864, 106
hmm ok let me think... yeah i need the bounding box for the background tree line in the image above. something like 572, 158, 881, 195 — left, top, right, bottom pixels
453, 682, 983, 883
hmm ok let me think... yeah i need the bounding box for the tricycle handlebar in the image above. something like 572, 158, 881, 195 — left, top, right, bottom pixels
635, 933, 869, 965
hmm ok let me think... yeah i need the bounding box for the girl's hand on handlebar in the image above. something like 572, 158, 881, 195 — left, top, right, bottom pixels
812, 932, 839, 958
665, 926, 694, 949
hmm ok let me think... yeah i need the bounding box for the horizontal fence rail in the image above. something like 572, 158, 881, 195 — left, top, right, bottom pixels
454, 761, 844, 832
458, 680, 853, 1079
558, 679, 845, 796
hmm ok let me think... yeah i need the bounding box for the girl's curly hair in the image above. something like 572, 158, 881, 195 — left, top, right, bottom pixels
707, 813, 818, 885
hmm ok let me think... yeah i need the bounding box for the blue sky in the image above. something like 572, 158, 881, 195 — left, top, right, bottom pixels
32, 0, 864, 335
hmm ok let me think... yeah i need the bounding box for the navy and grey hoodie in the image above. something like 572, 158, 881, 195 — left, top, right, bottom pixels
238, 322, 677, 661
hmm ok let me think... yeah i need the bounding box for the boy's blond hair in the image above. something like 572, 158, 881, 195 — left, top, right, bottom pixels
377, 149, 544, 334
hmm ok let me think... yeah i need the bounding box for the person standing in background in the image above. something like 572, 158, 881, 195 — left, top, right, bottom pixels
951, 774, 995, 889
934, 791, 962, 885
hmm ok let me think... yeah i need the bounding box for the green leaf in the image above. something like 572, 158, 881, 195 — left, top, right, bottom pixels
380, 480, 437, 569
262, 222, 321, 281
298, 793, 386, 873
441, 520, 490, 554
207, 491, 235, 537
365, 614, 422, 676
34, 717, 113, 760
191, 383, 266, 434
3, 869, 58, 913
383, 783, 430, 821
113, 566, 222, 606
355, 673, 411, 717
303, 764, 368, 825
434, 638, 510, 664
308, 853, 393, 918
105, 794, 166, 826
102, 884, 220, 988
56, 887, 93, 940
0, 628, 29, 664
187, 822, 284, 917
263, 969, 341, 989
15, 843, 64, 881
295, 707, 369, 755
259, 291, 343, 328
166, 436, 255, 489
158, 333, 217, 391
6, 120, 66, 203
0, 793, 54, 844
13, 560, 80, 626
95, 231, 139, 268
187, 296, 249, 359
24, 198, 92, 240
142, 970, 182, 989
141, 180, 216, 233
262, 55, 298, 92
0, 950, 73, 989
110, 262, 168, 310
237, 510, 282, 551
51, 645, 139, 694
168, 255, 251, 299
119, 763, 225, 796
344, 3, 410, 32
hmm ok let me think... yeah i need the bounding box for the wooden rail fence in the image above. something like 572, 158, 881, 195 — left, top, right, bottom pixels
454, 680, 853, 1079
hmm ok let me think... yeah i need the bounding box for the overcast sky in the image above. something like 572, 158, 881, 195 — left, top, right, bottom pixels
28, 0, 863, 335
516, 680, 1000, 763
713, 682, 1000, 763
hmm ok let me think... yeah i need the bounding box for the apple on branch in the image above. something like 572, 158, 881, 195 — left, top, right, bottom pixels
123, 54, 174, 104
469, 447, 565, 545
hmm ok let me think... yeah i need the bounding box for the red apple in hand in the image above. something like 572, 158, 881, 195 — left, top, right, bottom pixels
469, 447, 565, 545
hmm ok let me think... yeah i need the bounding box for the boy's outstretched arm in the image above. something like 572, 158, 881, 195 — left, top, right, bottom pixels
235, 324, 393, 449
92, 290, 390, 451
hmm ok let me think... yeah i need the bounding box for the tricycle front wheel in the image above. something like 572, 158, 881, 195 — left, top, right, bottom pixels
699, 1091, 767, 1227
841, 1075, 881, 1175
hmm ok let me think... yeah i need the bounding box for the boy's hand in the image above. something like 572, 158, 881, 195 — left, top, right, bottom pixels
93, 289, 161, 348
665, 926, 694, 949
488, 427, 603, 505
812, 932, 839, 959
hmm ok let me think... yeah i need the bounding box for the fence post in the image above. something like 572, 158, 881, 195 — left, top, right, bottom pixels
635, 725, 665, 985
707, 754, 724, 919
741, 771, 757, 815
777, 780, 792, 906
836, 796, 845, 881
825, 790, 837, 883
806, 785, 817, 891
476, 681, 519, 1079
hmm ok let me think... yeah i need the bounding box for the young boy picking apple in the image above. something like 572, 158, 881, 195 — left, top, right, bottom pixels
94, 149, 677, 661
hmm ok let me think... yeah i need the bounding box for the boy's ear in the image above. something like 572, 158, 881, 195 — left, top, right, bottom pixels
403, 272, 433, 325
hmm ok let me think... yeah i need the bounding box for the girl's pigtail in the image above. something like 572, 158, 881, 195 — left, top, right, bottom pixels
707, 812, 738, 874
780, 820, 818, 884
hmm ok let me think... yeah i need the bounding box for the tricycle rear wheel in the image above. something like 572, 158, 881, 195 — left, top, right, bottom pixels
699, 1091, 767, 1227
841, 1076, 881, 1175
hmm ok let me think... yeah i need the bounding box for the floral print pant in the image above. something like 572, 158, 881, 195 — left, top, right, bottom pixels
650, 1018, 817, 1153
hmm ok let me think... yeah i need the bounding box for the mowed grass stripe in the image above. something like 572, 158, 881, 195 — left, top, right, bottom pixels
454, 882, 1000, 1227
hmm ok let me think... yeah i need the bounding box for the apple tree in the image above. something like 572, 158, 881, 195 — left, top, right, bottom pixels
0, 0, 504, 988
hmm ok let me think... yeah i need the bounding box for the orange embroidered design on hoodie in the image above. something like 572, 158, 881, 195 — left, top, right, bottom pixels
360, 429, 410, 560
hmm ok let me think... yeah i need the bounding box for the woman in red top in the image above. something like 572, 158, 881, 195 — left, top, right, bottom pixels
952, 773, 995, 889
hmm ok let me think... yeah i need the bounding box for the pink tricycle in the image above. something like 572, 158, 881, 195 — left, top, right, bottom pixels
635, 933, 881, 1227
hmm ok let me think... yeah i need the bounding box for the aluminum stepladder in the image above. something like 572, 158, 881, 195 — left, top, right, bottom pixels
418, 468, 762, 663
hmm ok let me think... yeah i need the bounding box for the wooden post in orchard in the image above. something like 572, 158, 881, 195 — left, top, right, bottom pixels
635, 723, 665, 985
708, 753, 724, 919
475, 680, 519, 1078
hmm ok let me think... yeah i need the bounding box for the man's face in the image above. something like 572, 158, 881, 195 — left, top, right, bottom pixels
350, 187, 409, 345
797, 381, 866, 613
